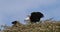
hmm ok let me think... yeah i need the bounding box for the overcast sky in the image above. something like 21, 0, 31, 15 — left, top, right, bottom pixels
0, 0, 60, 26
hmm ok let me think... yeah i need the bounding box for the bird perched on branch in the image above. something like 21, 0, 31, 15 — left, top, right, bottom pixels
30, 12, 44, 23
24, 12, 44, 23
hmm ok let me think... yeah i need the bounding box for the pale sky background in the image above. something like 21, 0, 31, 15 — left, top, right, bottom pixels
0, 0, 60, 26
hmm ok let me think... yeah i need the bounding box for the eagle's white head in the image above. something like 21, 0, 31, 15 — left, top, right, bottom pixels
24, 15, 30, 21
